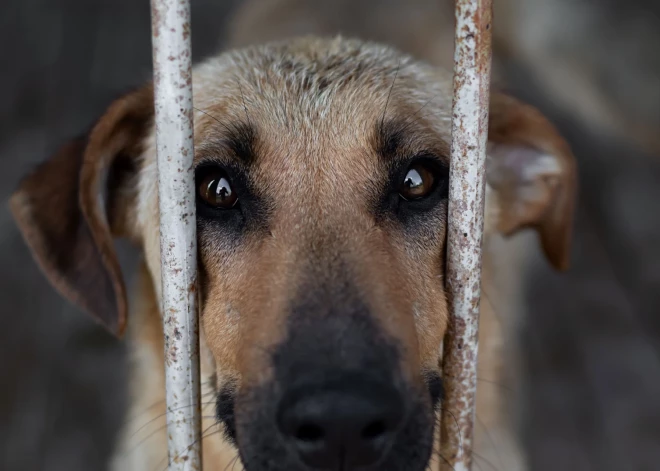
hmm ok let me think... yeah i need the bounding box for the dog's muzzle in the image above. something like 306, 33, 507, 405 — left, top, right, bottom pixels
276, 377, 404, 469
220, 274, 439, 470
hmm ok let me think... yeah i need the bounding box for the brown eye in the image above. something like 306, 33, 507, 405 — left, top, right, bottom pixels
198, 170, 238, 208
399, 164, 436, 200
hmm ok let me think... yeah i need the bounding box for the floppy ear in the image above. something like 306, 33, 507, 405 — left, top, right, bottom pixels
9, 85, 154, 337
486, 92, 577, 271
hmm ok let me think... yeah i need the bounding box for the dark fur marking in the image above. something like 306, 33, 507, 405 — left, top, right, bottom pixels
376, 119, 406, 161
223, 121, 258, 167
216, 382, 238, 444
425, 371, 444, 410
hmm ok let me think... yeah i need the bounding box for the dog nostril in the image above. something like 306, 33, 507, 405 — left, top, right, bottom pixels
278, 383, 403, 468
296, 423, 325, 442
361, 420, 387, 440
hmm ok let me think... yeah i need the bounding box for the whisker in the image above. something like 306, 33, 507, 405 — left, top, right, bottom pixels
473, 413, 504, 471
471, 450, 500, 471
237, 80, 253, 130
380, 61, 402, 131
194, 106, 236, 137
120, 398, 166, 427
231, 456, 244, 471
480, 288, 502, 326
156, 422, 222, 471
125, 422, 170, 458
123, 415, 219, 458
431, 447, 457, 471
119, 384, 221, 429
437, 407, 463, 452
223, 454, 242, 471
398, 94, 441, 135
434, 414, 503, 471
428, 445, 444, 469
126, 401, 218, 438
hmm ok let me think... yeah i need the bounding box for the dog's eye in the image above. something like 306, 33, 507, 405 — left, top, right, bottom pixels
399, 163, 436, 200
198, 170, 238, 209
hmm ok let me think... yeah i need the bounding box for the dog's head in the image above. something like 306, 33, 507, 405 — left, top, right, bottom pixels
10, 38, 575, 471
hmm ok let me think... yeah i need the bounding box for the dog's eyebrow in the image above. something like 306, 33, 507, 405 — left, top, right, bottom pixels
198, 120, 258, 166
223, 121, 257, 166
374, 119, 450, 165
376, 120, 405, 161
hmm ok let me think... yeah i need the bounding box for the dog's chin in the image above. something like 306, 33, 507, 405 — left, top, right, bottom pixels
222, 386, 435, 471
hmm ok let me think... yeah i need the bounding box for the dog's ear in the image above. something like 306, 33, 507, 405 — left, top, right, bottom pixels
9, 85, 154, 337
486, 92, 577, 271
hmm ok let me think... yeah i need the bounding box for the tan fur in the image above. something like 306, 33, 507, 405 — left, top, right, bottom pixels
10, 25, 575, 471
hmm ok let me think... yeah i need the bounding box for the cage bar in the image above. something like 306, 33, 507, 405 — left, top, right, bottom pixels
150, 0, 202, 469
440, 0, 493, 470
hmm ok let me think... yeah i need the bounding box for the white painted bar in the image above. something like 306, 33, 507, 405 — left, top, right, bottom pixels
150, 0, 202, 469
440, 0, 493, 470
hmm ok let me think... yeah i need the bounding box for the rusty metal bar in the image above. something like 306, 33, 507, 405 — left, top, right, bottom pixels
150, 0, 202, 469
440, 0, 493, 470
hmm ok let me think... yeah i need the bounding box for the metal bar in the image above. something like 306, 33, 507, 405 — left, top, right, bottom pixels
150, 0, 202, 470
440, 0, 493, 470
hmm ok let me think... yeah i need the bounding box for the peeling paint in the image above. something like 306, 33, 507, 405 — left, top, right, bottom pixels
151, 0, 202, 469
440, 1, 493, 470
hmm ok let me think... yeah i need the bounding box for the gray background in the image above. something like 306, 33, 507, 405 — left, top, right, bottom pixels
1, 1, 659, 470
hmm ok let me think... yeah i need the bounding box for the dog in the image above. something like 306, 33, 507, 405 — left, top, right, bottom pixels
9, 5, 577, 471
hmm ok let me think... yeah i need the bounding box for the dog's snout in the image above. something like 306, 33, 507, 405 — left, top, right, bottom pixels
277, 382, 403, 469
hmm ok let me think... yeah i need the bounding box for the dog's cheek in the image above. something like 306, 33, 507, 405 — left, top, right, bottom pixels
393, 233, 448, 372
410, 297, 447, 372
201, 292, 243, 377
197, 242, 260, 378
415, 303, 447, 370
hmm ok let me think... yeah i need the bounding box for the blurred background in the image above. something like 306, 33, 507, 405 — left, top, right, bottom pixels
1, 0, 658, 470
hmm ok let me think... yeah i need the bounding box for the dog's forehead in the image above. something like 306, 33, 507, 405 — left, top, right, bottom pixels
193, 37, 452, 108
189, 38, 453, 206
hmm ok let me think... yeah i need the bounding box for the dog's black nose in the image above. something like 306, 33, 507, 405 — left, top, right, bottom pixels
278, 382, 403, 469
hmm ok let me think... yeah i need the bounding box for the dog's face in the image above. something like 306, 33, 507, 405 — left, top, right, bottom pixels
10, 38, 575, 471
